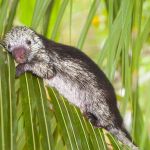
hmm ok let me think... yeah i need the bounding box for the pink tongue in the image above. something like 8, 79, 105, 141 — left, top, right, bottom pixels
15, 57, 25, 63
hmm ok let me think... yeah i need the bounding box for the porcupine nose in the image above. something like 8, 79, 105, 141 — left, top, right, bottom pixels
12, 47, 26, 64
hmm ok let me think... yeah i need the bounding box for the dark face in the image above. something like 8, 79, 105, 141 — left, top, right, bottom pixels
3, 26, 45, 64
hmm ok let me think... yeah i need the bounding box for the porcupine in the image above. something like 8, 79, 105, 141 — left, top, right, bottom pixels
1, 26, 138, 150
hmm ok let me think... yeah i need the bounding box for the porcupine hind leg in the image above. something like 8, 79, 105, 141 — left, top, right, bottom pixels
83, 111, 104, 128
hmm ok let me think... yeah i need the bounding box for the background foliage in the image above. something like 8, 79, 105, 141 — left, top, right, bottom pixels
0, 0, 150, 149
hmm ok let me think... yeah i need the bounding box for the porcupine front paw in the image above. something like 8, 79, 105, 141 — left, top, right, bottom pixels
15, 63, 26, 78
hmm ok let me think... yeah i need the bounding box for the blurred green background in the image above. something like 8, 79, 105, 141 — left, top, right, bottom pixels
0, 0, 150, 150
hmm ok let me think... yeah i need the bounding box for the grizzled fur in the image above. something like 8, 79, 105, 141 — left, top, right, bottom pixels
3, 26, 138, 150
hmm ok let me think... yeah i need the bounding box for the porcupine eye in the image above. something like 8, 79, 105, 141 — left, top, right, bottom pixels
26, 40, 31, 45
8, 44, 11, 49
